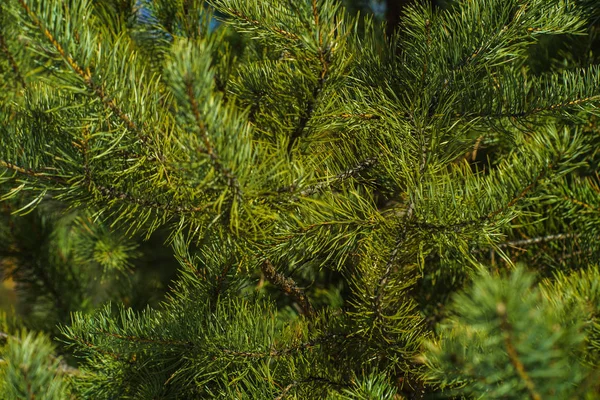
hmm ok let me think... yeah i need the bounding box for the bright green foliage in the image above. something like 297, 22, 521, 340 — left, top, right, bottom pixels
541, 266, 600, 368
0, 0, 599, 398
423, 267, 594, 399
0, 327, 72, 400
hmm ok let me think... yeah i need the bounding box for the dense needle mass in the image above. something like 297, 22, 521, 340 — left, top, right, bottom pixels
0, 0, 599, 398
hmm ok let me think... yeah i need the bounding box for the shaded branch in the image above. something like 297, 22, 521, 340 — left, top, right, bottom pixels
275, 381, 298, 400
334, 113, 381, 120
184, 78, 242, 198
219, 333, 345, 359
90, 180, 210, 215
287, 3, 330, 156
287, 72, 327, 156
0, 32, 26, 88
92, 329, 193, 348
260, 259, 313, 316
297, 157, 378, 197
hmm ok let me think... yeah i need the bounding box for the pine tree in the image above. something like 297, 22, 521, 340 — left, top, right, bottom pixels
1, 0, 600, 398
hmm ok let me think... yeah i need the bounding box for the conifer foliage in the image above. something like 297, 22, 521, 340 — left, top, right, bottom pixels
1, 0, 600, 398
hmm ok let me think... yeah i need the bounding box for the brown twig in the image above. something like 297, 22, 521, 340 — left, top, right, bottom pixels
0, 160, 67, 184
275, 381, 298, 400
260, 259, 313, 316
298, 157, 378, 196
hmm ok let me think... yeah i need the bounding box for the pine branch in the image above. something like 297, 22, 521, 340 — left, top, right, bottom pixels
373, 113, 429, 317
87, 179, 209, 215
92, 329, 193, 348
373, 204, 413, 318
69, 334, 131, 362
0, 32, 26, 88
495, 233, 576, 249
185, 77, 243, 198
460, 95, 600, 120
497, 303, 542, 400
287, 67, 327, 155
275, 381, 298, 400
311, 0, 326, 75
334, 113, 381, 120
411, 159, 554, 235
0, 331, 80, 375
0, 160, 68, 184
295, 157, 378, 197
260, 259, 314, 316
220, 7, 300, 41
219, 333, 345, 358
17, 0, 156, 150
287, 0, 331, 156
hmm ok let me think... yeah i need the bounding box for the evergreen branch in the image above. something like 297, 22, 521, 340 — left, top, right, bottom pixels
219, 7, 300, 41
274, 219, 369, 242
73, 131, 200, 215
260, 259, 313, 316
0, 331, 80, 375
212, 259, 233, 306
70, 335, 130, 362
275, 381, 298, 400
372, 141, 426, 318
91, 329, 193, 348
287, 1, 330, 156
89, 180, 209, 214
17, 0, 153, 148
311, 0, 326, 79
487, 165, 549, 220
74, 130, 204, 221
373, 206, 412, 318
296, 157, 378, 197
0, 32, 26, 88
334, 113, 381, 120
471, 233, 577, 256
496, 303, 542, 400
495, 233, 576, 249
562, 196, 599, 210
0, 160, 68, 184
373, 107, 431, 317
287, 67, 327, 155
311, 0, 321, 48
420, 18, 431, 90
185, 78, 242, 198
509, 96, 600, 118
219, 333, 345, 358
440, 4, 524, 79
460, 95, 600, 120
412, 162, 553, 234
